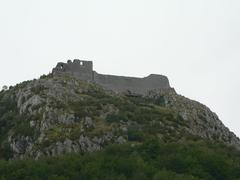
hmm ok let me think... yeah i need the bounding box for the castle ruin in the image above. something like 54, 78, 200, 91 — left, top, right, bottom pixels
52, 59, 171, 95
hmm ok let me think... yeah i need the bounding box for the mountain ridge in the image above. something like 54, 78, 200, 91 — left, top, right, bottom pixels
0, 67, 239, 160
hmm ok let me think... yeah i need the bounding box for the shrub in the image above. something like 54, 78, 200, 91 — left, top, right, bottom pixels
30, 85, 46, 95
128, 128, 144, 142
0, 141, 13, 160
153, 170, 199, 180
105, 113, 128, 123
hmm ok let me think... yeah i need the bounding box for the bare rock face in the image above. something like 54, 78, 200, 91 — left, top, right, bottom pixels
147, 90, 240, 147
116, 136, 127, 144
84, 117, 95, 129
2, 76, 118, 159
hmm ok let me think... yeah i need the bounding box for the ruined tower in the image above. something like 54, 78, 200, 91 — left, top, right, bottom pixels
52, 59, 93, 81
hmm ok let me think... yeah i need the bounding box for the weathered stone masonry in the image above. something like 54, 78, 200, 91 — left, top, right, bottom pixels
52, 59, 171, 95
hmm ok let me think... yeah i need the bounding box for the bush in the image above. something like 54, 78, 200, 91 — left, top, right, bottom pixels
105, 113, 128, 123
0, 141, 13, 160
128, 128, 144, 142
30, 85, 46, 95
14, 118, 35, 137
153, 170, 199, 180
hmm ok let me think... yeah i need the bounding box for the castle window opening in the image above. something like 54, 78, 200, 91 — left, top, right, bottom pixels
60, 65, 63, 69
80, 61, 83, 66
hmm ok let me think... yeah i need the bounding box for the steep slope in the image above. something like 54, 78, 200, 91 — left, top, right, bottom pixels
0, 74, 239, 160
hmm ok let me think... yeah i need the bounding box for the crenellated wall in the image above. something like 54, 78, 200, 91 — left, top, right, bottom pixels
52, 60, 171, 95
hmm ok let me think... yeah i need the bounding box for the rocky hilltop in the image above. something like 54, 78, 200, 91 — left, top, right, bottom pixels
53, 59, 171, 95
0, 61, 239, 160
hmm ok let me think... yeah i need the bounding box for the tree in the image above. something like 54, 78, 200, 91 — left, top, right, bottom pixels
1, 86, 8, 91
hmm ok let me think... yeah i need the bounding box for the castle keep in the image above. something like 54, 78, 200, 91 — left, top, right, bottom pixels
52, 59, 171, 95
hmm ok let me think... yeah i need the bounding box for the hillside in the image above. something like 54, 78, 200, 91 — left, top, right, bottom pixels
1, 140, 240, 179
0, 73, 239, 161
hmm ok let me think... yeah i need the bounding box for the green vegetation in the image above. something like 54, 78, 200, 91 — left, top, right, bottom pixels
39, 73, 53, 80
30, 84, 46, 95
0, 76, 240, 179
66, 86, 190, 143
0, 140, 239, 180
0, 90, 36, 159
127, 127, 144, 141
105, 113, 128, 123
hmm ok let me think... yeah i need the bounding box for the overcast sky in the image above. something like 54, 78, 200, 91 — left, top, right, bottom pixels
0, 0, 239, 137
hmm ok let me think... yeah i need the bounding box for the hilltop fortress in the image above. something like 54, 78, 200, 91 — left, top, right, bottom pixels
52, 59, 171, 95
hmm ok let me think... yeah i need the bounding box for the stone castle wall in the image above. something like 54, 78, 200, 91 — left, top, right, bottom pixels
52, 60, 171, 95
53, 60, 94, 81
